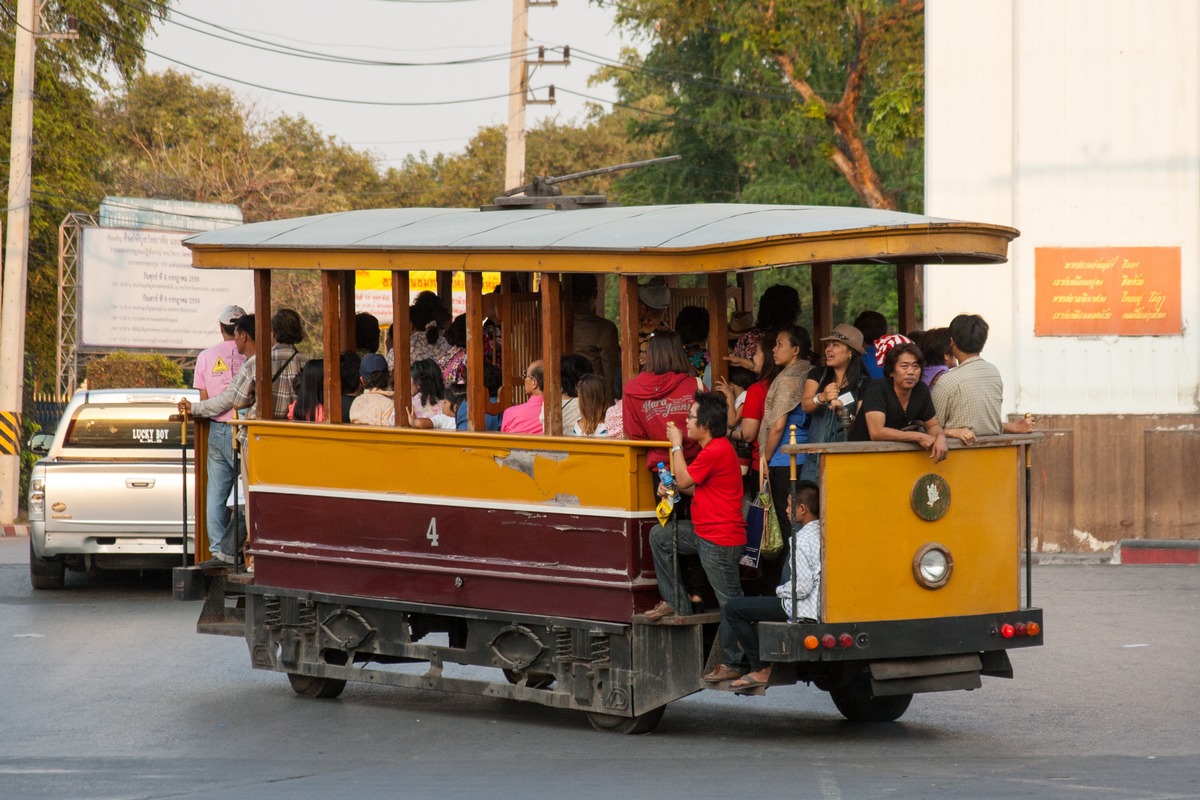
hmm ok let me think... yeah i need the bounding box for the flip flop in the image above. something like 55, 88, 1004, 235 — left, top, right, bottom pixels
730, 677, 767, 690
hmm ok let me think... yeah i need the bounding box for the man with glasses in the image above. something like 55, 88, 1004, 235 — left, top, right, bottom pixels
644, 391, 746, 624
500, 359, 545, 434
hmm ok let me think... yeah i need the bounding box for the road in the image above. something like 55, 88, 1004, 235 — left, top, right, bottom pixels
1, 535, 1197, 800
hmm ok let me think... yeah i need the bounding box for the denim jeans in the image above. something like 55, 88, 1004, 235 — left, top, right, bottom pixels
204, 422, 237, 558
720, 595, 789, 671
649, 520, 744, 662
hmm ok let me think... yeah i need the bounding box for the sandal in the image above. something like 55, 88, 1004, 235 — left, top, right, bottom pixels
703, 664, 744, 683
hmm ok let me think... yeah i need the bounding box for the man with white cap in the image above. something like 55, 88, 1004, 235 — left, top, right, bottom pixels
193, 305, 247, 565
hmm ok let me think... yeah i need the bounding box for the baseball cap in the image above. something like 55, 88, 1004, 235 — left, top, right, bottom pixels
360, 353, 389, 376
219, 305, 246, 325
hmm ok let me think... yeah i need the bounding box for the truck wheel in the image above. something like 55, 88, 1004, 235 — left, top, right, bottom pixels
586, 705, 665, 735
29, 539, 66, 590
286, 673, 347, 699
829, 677, 912, 722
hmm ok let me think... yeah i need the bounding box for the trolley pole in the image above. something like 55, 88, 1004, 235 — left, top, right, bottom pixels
0, 0, 38, 523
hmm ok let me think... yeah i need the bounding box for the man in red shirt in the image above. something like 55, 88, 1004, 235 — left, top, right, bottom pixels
645, 391, 747, 622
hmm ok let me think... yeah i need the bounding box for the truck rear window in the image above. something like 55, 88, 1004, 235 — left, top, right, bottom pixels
64, 404, 195, 449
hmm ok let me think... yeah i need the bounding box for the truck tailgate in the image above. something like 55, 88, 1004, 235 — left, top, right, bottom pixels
42, 460, 194, 534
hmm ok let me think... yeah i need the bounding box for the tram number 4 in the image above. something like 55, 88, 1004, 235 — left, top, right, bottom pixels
426, 518, 439, 547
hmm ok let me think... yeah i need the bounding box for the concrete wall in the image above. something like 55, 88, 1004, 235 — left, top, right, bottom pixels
926, 0, 1199, 547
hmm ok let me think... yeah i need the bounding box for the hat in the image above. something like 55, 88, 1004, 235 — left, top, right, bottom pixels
820, 323, 866, 355
219, 305, 246, 325
728, 311, 755, 335
360, 353, 388, 376
638, 283, 670, 310
873, 333, 913, 367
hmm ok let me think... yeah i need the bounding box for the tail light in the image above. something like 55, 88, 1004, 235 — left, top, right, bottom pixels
29, 477, 45, 520
838, 633, 854, 648
821, 634, 836, 649
999, 623, 1015, 639
803, 635, 819, 650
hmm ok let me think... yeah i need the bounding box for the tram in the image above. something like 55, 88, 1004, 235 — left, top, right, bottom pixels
180, 194, 1042, 734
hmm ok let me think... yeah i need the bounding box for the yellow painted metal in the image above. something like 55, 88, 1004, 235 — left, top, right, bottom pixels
241, 420, 662, 512
189, 227, 1013, 275
821, 446, 1020, 623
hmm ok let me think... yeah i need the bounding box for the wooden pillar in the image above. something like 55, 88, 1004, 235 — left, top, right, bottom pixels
253, 269, 272, 421
707, 273, 728, 388
736, 271, 754, 313
391, 271, 411, 426
465, 271, 485, 431
436, 271, 454, 313
561, 274, 575, 354
897, 262, 917, 337
339, 271, 356, 351
540, 273, 563, 435
619, 274, 639, 390
811, 263, 833, 341
322, 271, 343, 424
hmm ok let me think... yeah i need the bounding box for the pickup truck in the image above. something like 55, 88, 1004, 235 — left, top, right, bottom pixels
27, 388, 198, 589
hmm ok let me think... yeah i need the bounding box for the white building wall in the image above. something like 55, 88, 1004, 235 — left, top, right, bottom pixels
926, 0, 1199, 415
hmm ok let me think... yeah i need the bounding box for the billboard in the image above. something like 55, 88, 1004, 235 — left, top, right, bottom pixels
355, 270, 501, 324
79, 227, 254, 352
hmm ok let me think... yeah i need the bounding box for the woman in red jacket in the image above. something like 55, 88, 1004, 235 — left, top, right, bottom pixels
623, 331, 707, 476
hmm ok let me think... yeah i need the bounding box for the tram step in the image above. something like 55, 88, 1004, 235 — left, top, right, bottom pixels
633, 610, 722, 626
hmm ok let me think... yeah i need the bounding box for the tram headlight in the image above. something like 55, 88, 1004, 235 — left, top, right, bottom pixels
912, 542, 953, 589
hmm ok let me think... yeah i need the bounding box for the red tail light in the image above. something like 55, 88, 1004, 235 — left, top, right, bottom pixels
838, 633, 854, 648
821, 634, 836, 649
1000, 623, 1015, 639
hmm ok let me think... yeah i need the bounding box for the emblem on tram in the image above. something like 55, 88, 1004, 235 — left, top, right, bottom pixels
911, 474, 951, 521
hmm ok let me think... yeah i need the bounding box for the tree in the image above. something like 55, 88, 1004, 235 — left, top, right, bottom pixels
0, 0, 164, 390
612, 0, 924, 211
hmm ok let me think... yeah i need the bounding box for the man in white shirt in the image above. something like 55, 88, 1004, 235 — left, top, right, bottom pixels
703, 480, 822, 689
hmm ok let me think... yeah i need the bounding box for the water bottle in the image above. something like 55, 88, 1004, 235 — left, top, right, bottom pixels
657, 461, 678, 506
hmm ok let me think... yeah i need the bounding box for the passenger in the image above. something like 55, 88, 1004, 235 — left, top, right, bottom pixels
265, 309, 309, 417
800, 323, 871, 481
287, 360, 326, 422
349, 354, 394, 426
454, 363, 504, 432
177, 313, 260, 568
919, 327, 955, 387
389, 296, 451, 371
636, 281, 672, 367
405, 384, 461, 431
192, 304, 247, 569
355, 312, 381, 356
853, 310, 889, 379
410, 358, 446, 420
570, 275, 620, 400
560, 353, 594, 434
759, 325, 813, 541
727, 310, 754, 350
623, 330, 706, 475
848, 339, 949, 463
644, 391, 746, 621
572, 373, 610, 436
603, 397, 625, 439
675, 305, 711, 383
705, 481, 822, 688
339, 351, 362, 423
729, 284, 801, 366
437, 314, 468, 386
500, 359, 545, 434
730, 336, 774, 492
932, 313, 1036, 444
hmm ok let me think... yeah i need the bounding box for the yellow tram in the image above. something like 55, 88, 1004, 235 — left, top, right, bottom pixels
181, 199, 1042, 733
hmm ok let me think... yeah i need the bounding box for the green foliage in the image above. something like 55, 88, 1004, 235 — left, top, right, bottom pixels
85, 352, 186, 389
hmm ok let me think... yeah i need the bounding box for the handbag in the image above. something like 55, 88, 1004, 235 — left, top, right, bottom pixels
741, 471, 784, 567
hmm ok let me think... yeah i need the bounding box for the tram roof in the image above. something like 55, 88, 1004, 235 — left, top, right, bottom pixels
185, 204, 1018, 274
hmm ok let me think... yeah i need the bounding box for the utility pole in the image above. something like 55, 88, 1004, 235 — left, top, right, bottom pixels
504, 0, 568, 192
0, 0, 75, 522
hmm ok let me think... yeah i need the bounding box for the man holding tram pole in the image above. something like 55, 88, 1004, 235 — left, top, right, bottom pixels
644, 392, 745, 626
706, 482, 822, 689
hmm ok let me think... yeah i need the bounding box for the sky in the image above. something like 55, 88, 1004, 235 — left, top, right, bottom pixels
141, 0, 641, 171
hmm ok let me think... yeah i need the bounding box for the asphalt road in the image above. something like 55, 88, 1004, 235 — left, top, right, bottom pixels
1, 536, 1197, 800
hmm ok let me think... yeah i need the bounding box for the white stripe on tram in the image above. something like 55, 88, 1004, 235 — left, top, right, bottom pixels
249, 483, 660, 520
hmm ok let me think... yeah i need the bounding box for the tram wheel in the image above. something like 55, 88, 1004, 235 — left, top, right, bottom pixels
286, 672, 347, 699
502, 668, 555, 689
829, 679, 912, 723
585, 705, 665, 735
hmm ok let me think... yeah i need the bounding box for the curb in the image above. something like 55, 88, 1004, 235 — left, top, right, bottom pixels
1113, 539, 1200, 565
0, 523, 29, 538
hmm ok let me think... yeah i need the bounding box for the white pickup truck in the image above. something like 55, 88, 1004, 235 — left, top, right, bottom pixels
27, 388, 198, 589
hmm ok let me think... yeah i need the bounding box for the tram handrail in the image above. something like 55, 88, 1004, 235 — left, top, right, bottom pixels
779, 432, 1043, 456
